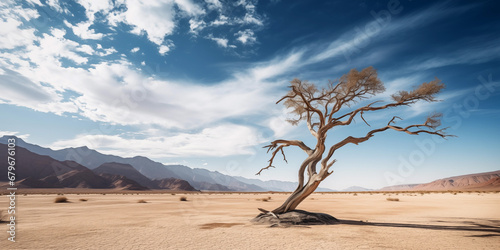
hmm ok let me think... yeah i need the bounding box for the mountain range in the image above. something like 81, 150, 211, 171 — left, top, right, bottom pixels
0, 143, 196, 191
0, 136, 333, 192
411, 170, 500, 191
380, 170, 500, 191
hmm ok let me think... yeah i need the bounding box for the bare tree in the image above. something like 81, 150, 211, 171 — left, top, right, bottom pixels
257, 66, 451, 215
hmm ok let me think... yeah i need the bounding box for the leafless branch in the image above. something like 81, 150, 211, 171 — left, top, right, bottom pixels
321, 115, 452, 167
257, 139, 313, 175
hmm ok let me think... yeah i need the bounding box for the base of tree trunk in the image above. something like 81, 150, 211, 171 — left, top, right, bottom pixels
251, 210, 338, 226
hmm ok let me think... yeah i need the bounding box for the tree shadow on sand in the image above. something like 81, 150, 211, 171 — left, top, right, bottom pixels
337, 219, 500, 238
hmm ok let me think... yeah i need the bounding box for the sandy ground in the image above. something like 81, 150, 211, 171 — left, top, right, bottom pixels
1, 191, 499, 250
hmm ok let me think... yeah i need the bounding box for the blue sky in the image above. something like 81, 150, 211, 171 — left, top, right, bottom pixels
0, 0, 499, 189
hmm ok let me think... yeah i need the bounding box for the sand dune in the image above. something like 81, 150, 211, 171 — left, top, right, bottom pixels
1, 191, 498, 249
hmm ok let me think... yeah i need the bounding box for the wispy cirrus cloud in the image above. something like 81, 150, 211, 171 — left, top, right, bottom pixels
306, 2, 474, 66
408, 37, 500, 71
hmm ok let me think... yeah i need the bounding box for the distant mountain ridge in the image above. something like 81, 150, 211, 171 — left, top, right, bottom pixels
342, 186, 373, 192
0, 136, 331, 192
0, 144, 139, 189
412, 170, 500, 191
379, 184, 420, 191
234, 176, 334, 192
0, 143, 197, 191
93, 162, 155, 188
92, 162, 197, 191
0, 136, 262, 191
379, 170, 500, 191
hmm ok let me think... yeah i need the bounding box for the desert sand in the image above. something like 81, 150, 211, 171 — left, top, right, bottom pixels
1, 191, 499, 249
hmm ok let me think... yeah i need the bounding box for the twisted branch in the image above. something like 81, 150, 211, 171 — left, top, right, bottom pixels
320, 115, 452, 168
257, 139, 313, 175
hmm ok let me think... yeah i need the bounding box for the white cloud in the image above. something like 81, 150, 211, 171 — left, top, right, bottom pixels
205, 0, 222, 10
189, 19, 206, 35
46, 0, 69, 13
76, 0, 114, 22
213, 37, 228, 47
235, 29, 256, 45
107, 0, 177, 45
0, 68, 78, 115
244, 50, 305, 81
234, 0, 263, 26
25, 0, 42, 6
64, 20, 105, 40
174, 0, 205, 16
106, 0, 205, 46
96, 47, 117, 56
0, 2, 38, 49
239, 13, 263, 25
159, 44, 171, 55
207, 35, 232, 48
71, 0, 264, 52
268, 115, 296, 138
77, 44, 95, 55
211, 14, 228, 26
234, 0, 248, 7
22, 28, 90, 66
2, 49, 279, 129
0, 131, 30, 140
130, 47, 140, 53
50, 124, 265, 158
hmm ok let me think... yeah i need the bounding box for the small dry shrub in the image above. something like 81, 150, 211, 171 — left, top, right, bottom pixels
54, 196, 68, 203
171, 193, 176, 195
137, 199, 147, 203
180, 196, 187, 201
353, 193, 358, 196
79, 198, 88, 202
386, 197, 399, 202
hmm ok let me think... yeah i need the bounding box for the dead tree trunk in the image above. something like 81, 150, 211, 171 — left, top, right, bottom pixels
271, 136, 329, 214
272, 176, 321, 214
